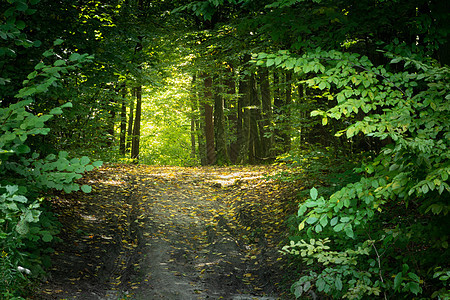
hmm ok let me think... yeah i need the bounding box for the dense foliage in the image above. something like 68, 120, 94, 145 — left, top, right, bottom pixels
1, 1, 102, 297
1, 0, 448, 298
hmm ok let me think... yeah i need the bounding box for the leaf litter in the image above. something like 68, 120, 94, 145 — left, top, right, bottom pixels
37, 165, 299, 299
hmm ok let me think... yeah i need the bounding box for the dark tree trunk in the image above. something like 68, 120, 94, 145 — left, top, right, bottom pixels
248, 71, 261, 164
119, 86, 127, 155
272, 70, 284, 154
284, 70, 292, 152
190, 75, 197, 159
225, 70, 239, 164
203, 76, 216, 165
126, 90, 135, 153
237, 66, 250, 164
259, 67, 272, 158
131, 86, 142, 160
297, 82, 305, 145
214, 76, 229, 165
196, 111, 206, 165
107, 109, 115, 147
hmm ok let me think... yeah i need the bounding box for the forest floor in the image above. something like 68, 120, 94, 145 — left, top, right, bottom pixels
35, 164, 301, 300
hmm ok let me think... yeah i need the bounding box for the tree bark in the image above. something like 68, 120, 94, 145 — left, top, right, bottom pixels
131, 86, 142, 160
190, 75, 197, 159
214, 76, 229, 165
225, 69, 239, 164
126, 89, 135, 153
248, 71, 261, 164
119, 86, 127, 155
237, 66, 250, 164
107, 109, 115, 147
272, 70, 284, 154
284, 70, 292, 152
203, 76, 216, 165
259, 67, 272, 158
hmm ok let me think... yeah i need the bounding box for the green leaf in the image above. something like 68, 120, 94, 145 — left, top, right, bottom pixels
408, 282, 421, 295
333, 223, 345, 232
80, 156, 90, 165
12, 195, 27, 203
330, 216, 339, 226
335, 277, 343, 290
298, 220, 305, 231
314, 224, 322, 232
306, 216, 318, 224
43, 49, 54, 57
81, 185, 92, 193
54, 59, 66, 66
60, 102, 73, 108
6, 185, 19, 195
316, 278, 326, 292
394, 272, 403, 290
49, 107, 63, 115
16, 221, 29, 235
310, 187, 318, 200
27, 70, 38, 79
16, 1, 28, 12
92, 160, 103, 167
53, 39, 64, 46
41, 231, 53, 242
344, 224, 354, 238
408, 272, 420, 282
35, 62, 46, 70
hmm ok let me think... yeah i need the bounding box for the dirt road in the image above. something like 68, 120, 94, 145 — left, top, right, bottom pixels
37, 165, 295, 299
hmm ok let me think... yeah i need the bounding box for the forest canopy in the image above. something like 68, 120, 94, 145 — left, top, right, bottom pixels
1, 0, 449, 298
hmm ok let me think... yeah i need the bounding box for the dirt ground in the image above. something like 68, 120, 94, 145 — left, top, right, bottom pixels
35, 165, 298, 300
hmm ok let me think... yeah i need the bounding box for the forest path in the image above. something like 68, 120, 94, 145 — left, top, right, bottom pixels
37, 165, 296, 300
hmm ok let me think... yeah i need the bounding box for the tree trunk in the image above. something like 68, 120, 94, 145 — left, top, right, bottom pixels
237, 66, 250, 164
248, 71, 261, 164
226, 70, 239, 164
203, 76, 216, 165
214, 76, 229, 165
284, 70, 292, 152
297, 82, 305, 145
126, 89, 135, 153
259, 67, 272, 158
119, 86, 127, 155
107, 109, 115, 147
190, 74, 197, 159
131, 86, 142, 160
272, 70, 284, 154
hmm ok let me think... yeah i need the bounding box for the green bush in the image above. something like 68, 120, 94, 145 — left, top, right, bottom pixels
0, 2, 101, 296
257, 50, 450, 298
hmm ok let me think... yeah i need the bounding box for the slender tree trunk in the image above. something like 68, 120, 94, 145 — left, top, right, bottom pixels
131, 86, 142, 160
297, 82, 304, 145
259, 67, 272, 158
236, 80, 245, 163
203, 76, 216, 165
107, 109, 115, 147
248, 71, 261, 164
284, 70, 292, 152
196, 111, 206, 165
126, 89, 135, 153
119, 86, 127, 155
214, 76, 229, 165
190, 75, 197, 159
273, 70, 282, 154
226, 69, 238, 164
237, 66, 250, 164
